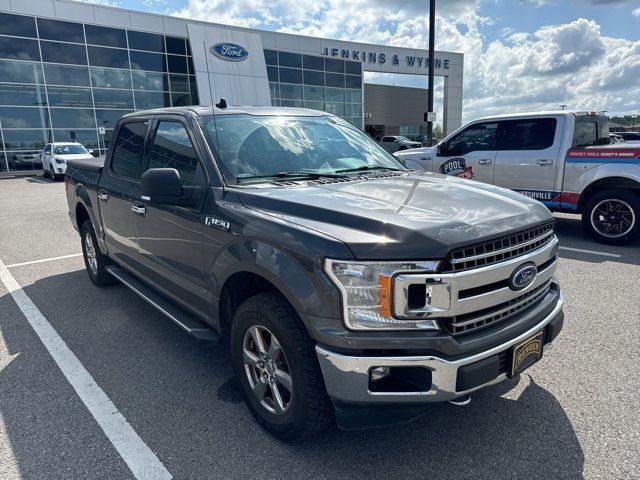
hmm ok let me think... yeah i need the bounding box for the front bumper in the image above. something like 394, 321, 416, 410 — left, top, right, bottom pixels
316, 291, 563, 405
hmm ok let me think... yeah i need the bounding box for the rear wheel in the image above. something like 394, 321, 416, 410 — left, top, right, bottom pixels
230, 292, 333, 440
81, 220, 117, 286
582, 189, 639, 245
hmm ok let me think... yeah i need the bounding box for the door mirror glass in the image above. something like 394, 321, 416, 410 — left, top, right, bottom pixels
141, 168, 185, 205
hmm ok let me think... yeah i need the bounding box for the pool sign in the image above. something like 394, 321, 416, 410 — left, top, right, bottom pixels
211, 43, 249, 61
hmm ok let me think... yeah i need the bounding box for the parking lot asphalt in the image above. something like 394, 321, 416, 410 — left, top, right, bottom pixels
0, 176, 639, 480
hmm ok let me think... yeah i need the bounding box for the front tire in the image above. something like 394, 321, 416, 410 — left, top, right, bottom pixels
50, 163, 57, 181
80, 220, 117, 286
582, 189, 639, 245
230, 292, 333, 440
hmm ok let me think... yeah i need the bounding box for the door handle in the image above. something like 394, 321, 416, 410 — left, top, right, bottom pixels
479, 159, 493, 166
537, 159, 554, 166
97, 190, 108, 201
131, 203, 146, 215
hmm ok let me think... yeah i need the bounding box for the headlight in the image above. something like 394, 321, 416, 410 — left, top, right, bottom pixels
324, 259, 443, 330
54, 157, 65, 164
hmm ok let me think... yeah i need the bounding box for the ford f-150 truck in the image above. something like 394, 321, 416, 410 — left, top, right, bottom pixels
65, 105, 564, 440
396, 111, 640, 245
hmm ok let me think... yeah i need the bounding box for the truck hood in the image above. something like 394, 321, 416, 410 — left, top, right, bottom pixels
237, 172, 553, 260
395, 146, 436, 158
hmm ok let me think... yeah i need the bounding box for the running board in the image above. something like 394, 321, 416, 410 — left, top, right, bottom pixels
106, 265, 221, 342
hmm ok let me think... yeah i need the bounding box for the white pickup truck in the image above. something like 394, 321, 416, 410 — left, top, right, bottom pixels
396, 111, 640, 245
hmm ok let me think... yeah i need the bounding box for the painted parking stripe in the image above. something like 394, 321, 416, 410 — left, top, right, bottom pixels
559, 246, 621, 258
6, 253, 83, 269
0, 258, 172, 480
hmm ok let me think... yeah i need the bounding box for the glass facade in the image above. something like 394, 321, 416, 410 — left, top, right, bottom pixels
264, 49, 363, 129
0, 12, 198, 172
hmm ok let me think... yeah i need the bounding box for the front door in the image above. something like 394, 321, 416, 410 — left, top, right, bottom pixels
133, 117, 209, 317
98, 120, 149, 269
493, 116, 563, 199
434, 121, 498, 183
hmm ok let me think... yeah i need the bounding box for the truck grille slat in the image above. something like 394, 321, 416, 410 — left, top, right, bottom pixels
441, 280, 552, 335
442, 222, 555, 273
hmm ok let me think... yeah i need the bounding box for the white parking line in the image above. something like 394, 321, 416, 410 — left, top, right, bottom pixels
0, 258, 172, 480
559, 246, 621, 258
6, 253, 83, 269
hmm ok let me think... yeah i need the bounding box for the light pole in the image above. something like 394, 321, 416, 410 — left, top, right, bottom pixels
426, 0, 435, 147
558, 104, 567, 110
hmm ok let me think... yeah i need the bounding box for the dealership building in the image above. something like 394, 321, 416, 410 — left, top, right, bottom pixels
0, 0, 463, 173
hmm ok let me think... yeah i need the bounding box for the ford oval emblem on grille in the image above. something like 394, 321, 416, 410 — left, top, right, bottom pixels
509, 263, 537, 291
211, 43, 249, 61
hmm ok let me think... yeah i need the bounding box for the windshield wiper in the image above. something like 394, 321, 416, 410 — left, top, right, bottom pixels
334, 165, 406, 174
235, 171, 348, 183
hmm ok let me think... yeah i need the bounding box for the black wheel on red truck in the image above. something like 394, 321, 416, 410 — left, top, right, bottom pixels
230, 291, 333, 440
582, 189, 640, 245
80, 220, 117, 287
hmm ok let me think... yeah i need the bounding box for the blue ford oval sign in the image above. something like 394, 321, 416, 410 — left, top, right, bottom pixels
509, 263, 537, 291
211, 43, 249, 61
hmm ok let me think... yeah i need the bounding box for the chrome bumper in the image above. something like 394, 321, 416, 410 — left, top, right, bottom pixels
316, 290, 563, 404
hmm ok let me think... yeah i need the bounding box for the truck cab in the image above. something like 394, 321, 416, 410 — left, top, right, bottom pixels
396, 111, 640, 244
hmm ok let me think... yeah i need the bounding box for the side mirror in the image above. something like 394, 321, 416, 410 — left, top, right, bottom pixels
436, 143, 447, 156
141, 168, 184, 205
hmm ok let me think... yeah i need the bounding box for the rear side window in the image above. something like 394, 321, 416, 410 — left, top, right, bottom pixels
148, 121, 203, 186
572, 116, 609, 148
381, 136, 394, 142
497, 118, 557, 150
111, 121, 147, 179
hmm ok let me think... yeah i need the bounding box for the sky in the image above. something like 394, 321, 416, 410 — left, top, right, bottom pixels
83, 0, 640, 123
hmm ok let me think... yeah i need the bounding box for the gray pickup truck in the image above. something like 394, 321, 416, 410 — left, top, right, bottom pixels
65, 105, 564, 440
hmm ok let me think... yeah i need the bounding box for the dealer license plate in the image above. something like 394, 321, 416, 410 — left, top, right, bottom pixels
510, 332, 543, 377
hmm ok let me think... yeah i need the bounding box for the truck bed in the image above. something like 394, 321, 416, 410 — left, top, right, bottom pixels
66, 157, 104, 172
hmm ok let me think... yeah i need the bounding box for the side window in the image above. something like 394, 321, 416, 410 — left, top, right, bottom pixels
497, 118, 557, 151
44, 145, 51, 154
572, 116, 609, 147
381, 136, 394, 142
443, 122, 498, 156
148, 121, 203, 186
111, 121, 147, 179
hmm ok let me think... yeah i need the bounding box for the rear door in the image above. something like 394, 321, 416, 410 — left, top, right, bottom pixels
493, 116, 563, 197
434, 121, 498, 183
98, 119, 149, 270
133, 116, 209, 315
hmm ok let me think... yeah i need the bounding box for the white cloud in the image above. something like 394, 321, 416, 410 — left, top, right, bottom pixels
172, 0, 640, 120
633, 7, 640, 16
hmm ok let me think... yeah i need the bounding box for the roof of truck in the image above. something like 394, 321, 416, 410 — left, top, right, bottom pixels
474, 110, 605, 122
123, 105, 328, 118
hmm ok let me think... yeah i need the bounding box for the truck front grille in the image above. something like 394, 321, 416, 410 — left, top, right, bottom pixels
440, 279, 552, 335
442, 222, 555, 273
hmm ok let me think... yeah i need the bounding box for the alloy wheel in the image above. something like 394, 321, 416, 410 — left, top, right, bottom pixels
242, 325, 293, 415
590, 198, 636, 239
84, 232, 98, 275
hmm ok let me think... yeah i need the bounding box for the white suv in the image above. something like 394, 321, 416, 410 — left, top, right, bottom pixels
41, 143, 94, 180
378, 135, 422, 153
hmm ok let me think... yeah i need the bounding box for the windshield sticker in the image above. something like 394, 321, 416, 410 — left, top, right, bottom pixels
440, 158, 475, 179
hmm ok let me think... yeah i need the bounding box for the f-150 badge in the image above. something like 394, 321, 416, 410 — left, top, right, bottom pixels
205, 217, 230, 231
440, 158, 474, 179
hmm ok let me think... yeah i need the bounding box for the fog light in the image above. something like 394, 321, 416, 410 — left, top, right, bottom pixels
370, 366, 391, 382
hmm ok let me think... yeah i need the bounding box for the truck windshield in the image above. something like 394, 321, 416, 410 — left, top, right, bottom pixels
54, 145, 88, 155
199, 114, 406, 184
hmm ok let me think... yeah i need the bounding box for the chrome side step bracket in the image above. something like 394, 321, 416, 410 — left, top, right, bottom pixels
106, 265, 221, 342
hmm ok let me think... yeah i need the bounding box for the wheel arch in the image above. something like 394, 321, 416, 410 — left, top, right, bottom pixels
578, 176, 640, 212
